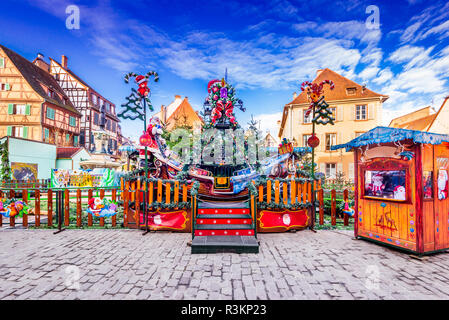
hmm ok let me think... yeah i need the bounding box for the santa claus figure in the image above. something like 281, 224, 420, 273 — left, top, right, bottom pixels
393, 185, 406, 200
135, 75, 150, 97
368, 173, 385, 196
438, 169, 448, 200
147, 117, 167, 155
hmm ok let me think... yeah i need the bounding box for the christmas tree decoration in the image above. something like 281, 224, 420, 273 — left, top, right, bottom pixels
206, 78, 245, 127
312, 97, 335, 125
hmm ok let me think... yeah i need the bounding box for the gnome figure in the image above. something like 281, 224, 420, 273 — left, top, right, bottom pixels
438, 169, 448, 200
393, 186, 406, 200
368, 174, 385, 196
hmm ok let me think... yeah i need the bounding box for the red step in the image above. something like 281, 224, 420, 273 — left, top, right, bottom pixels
198, 208, 250, 215
197, 218, 252, 225
195, 229, 255, 236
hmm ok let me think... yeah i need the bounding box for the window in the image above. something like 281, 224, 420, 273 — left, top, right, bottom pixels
66, 134, 70, 143
355, 132, 365, 138
1, 83, 10, 91
69, 116, 76, 127
356, 105, 367, 120
0, 57, 4, 68
94, 113, 99, 125
106, 120, 111, 131
303, 134, 312, 147
74, 135, 79, 147
44, 128, 50, 142
325, 133, 336, 151
329, 107, 336, 120
91, 94, 97, 105
7, 126, 28, 138
8, 104, 30, 115
364, 170, 407, 200
346, 87, 357, 95
46, 107, 55, 120
303, 109, 312, 124
112, 122, 116, 133
437, 158, 449, 200
326, 163, 337, 179
424, 171, 433, 199
48, 89, 55, 98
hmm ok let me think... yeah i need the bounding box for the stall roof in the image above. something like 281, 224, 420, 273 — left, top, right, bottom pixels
332, 126, 449, 152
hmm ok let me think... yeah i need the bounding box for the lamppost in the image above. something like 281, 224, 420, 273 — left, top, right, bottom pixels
119, 71, 159, 177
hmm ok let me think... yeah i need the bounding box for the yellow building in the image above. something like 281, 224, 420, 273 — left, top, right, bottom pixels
278, 68, 389, 180
153, 95, 203, 132
389, 97, 449, 134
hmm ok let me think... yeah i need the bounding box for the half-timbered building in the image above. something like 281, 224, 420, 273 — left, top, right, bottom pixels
0, 45, 81, 147
49, 56, 120, 155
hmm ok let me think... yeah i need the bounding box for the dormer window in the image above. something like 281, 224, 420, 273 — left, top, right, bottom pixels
346, 87, 357, 95
48, 89, 55, 98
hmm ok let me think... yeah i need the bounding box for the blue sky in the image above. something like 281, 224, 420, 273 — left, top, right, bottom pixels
1, 0, 449, 141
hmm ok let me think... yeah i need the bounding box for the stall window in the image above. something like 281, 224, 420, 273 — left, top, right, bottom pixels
437, 158, 449, 200
423, 171, 433, 199
364, 170, 407, 200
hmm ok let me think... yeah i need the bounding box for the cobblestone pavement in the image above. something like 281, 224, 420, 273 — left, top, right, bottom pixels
1, 228, 449, 300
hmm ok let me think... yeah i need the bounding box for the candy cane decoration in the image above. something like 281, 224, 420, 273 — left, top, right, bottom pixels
211, 100, 225, 124
208, 79, 221, 93
301, 79, 335, 117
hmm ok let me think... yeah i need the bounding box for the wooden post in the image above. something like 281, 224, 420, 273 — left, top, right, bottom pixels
76, 189, 82, 227
9, 189, 14, 227
274, 180, 280, 204
165, 182, 171, 204
415, 144, 424, 254
123, 189, 129, 228
291, 180, 296, 204
174, 181, 179, 204
149, 182, 154, 209
318, 189, 324, 225
343, 189, 349, 226
258, 185, 263, 203
22, 189, 28, 228
182, 184, 187, 202
111, 189, 117, 227
99, 189, 105, 227
35, 189, 40, 227
283, 182, 288, 205
136, 188, 141, 228
331, 189, 336, 226
64, 189, 70, 226
157, 180, 163, 203
87, 189, 93, 226
307, 182, 312, 203
353, 151, 359, 239
47, 189, 53, 227
267, 180, 272, 203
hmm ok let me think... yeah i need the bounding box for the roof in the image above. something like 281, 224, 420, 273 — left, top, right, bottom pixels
288, 68, 388, 105
332, 126, 449, 152
57, 147, 87, 159
153, 96, 203, 125
278, 68, 388, 137
0, 45, 81, 116
388, 106, 435, 127
393, 114, 436, 131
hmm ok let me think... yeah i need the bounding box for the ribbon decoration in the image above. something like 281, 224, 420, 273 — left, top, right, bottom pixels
301, 80, 335, 117
211, 100, 236, 124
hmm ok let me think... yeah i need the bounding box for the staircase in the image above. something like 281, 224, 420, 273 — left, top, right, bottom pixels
191, 206, 259, 254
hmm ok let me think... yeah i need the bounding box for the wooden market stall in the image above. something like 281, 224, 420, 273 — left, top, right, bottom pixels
333, 126, 449, 255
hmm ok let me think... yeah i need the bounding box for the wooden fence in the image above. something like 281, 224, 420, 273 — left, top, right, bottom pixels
316, 188, 354, 226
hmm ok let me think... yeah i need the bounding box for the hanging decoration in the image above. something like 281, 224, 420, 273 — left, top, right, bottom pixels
86, 198, 118, 218
206, 78, 245, 127
278, 138, 293, 155
301, 80, 335, 117
307, 134, 320, 148
119, 71, 159, 121
0, 199, 31, 218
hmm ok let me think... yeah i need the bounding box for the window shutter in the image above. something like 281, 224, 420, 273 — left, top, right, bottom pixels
23, 127, 28, 139
8, 104, 14, 114
368, 104, 375, 120
5, 83, 10, 91
25, 104, 31, 115
337, 163, 343, 174
352, 106, 356, 120
7, 126, 12, 136
74, 136, 78, 147
0, 58, 4, 68
320, 163, 326, 174
337, 106, 343, 121
44, 128, 49, 140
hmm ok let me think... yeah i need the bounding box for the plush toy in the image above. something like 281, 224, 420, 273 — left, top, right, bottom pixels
368, 174, 385, 196
393, 186, 406, 200
135, 75, 150, 97
438, 169, 448, 200
342, 201, 355, 217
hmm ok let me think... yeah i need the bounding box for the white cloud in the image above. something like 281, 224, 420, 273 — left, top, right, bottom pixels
372, 68, 394, 85
253, 112, 283, 137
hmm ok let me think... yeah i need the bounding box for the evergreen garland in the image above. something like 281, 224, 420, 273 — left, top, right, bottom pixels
0, 141, 11, 182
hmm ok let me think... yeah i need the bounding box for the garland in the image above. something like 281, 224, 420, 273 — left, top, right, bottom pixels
130, 201, 191, 210
257, 201, 313, 210
190, 180, 200, 197
0, 141, 11, 182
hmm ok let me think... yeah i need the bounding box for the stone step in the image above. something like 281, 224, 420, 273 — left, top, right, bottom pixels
191, 235, 259, 254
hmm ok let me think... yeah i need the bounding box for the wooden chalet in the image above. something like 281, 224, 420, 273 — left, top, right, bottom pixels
0, 45, 81, 147
49, 56, 120, 155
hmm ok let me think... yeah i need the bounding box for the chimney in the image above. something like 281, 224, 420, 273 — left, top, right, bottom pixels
175, 95, 181, 100
34, 53, 50, 72
293, 92, 297, 100
61, 55, 68, 69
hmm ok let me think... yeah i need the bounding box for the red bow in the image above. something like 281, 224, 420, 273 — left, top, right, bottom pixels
211, 101, 235, 124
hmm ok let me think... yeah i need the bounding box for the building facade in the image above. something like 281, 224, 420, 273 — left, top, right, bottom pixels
49, 56, 120, 155
278, 69, 389, 180
389, 97, 449, 134
154, 95, 203, 132
0, 45, 81, 147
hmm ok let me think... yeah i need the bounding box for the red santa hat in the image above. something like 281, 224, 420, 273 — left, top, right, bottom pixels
135, 75, 147, 85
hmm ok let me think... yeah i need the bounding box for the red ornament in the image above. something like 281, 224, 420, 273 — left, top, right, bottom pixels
139, 132, 152, 147
308, 134, 320, 148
